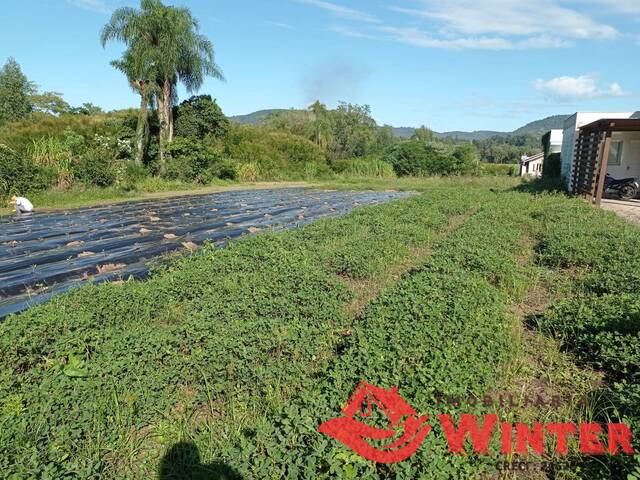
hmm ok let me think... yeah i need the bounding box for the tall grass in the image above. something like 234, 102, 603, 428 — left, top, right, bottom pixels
332, 156, 396, 178
0, 112, 114, 153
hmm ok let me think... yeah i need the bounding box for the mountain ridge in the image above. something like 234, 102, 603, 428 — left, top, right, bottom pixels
229, 110, 572, 140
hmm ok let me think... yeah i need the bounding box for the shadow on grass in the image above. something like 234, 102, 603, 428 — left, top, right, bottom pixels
158, 442, 242, 480
513, 176, 566, 194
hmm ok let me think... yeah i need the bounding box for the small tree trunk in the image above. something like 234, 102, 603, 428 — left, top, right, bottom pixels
157, 81, 172, 176
168, 86, 174, 142
134, 87, 149, 166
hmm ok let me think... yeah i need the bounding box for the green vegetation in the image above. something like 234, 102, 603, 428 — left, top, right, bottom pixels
383, 141, 478, 176
100, 0, 224, 170
473, 134, 540, 164
331, 157, 396, 178
477, 162, 517, 176
531, 200, 640, 478
0, 82, 518, 206
0, 0, 519, 207
1, 179, 637, 479
0, 58, 36, 126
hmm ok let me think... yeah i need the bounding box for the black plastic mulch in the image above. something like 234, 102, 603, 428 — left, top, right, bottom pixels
0, 188, 410, 319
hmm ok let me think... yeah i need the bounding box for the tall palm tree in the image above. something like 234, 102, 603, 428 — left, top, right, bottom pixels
101, 0, 224, 174
110, 49, 154, 165
309, 100, 332, 150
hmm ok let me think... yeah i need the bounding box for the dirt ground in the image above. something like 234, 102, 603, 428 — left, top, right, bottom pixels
601, 198, 640, 225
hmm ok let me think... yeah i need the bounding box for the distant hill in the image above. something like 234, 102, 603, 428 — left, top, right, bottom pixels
437, 115, 571, 141
435, 130, 506, 141
229, 109, 289, 125
230, 109, 572, 140
391, 127, 416, 139
511, 115, 570, 136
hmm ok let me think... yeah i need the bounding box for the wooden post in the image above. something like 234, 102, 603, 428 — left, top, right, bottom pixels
594, 131, 612, 207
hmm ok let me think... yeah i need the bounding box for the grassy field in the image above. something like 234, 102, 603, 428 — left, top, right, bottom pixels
0, 177, 638, 479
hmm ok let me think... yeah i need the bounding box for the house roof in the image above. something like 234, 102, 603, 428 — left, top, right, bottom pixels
521, 152, 544, 164
580, 118, 640, 133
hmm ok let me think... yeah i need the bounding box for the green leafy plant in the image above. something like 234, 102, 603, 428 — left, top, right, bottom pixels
331, 156, 396, 178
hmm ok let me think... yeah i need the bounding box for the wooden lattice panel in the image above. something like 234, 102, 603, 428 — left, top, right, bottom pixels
571, 130, 605, 199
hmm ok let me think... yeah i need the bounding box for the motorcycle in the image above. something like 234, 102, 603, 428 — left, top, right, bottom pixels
604, 174, 639, 200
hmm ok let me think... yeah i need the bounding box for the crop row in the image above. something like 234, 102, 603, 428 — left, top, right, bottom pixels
231, 191, 547, 479
535, 199, 640, 479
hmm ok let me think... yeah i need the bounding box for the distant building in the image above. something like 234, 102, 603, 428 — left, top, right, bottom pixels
520, 152, 544, 177
542, 129, 563, 158
520, 130, 563, 178
561, 112, 634, 188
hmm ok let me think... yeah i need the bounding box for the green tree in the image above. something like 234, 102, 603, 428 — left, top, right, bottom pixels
452, 142, 479, 167
373, 125, 397, 153
308, 100, 332, 149
384, 141, 476, 176
101, 0, 224, 174
107, 48, 155, 165
30, 91, 71, 115
174, 95, 229, 139
411, 125, 435, 142
328, 103, 377, 160
71, 102, 105, 115
0, 58, 36, 125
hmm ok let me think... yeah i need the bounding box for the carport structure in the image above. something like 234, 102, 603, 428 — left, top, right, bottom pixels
571, 118, 640, 206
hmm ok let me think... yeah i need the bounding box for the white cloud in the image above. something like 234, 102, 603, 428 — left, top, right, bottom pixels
69, 0, 111, 14
295, 0, 379, 23
264, 21, 293, 29
331, 25, 377, 39
392, 0, 618, 40
517, 35, 572, 49
380, 27, 570, 50
298, 0, 622, 50
532, 75, 630, 99
607, 82, 630, 97
582, 0, 640, 16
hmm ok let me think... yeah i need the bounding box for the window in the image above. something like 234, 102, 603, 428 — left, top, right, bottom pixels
608, 140, 623, 166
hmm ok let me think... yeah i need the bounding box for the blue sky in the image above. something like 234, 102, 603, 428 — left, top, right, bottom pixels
1, 0, 639, 131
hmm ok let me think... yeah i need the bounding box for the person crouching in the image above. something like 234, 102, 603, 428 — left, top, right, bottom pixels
9, 196, 34, 215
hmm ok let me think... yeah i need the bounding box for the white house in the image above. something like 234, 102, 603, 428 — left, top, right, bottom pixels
520, 152, 544, 177
542, 129, 563, 157
561, 112, 635, 188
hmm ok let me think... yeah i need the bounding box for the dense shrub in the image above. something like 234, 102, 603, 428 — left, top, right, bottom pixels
174, 95, 230, 139
0, 144, 52, 197
235, 162, 259, 182
478, 162, 517, 176
224, 125, 327, 180
202, 159, 236, 182
473, 134, 540, 164
74, 146, 116, 187
120, 162, 150, 191
331, 156, 395, 178
384, 141, 477, 177
0, 112, 113, 153
164, 137, 229, 183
